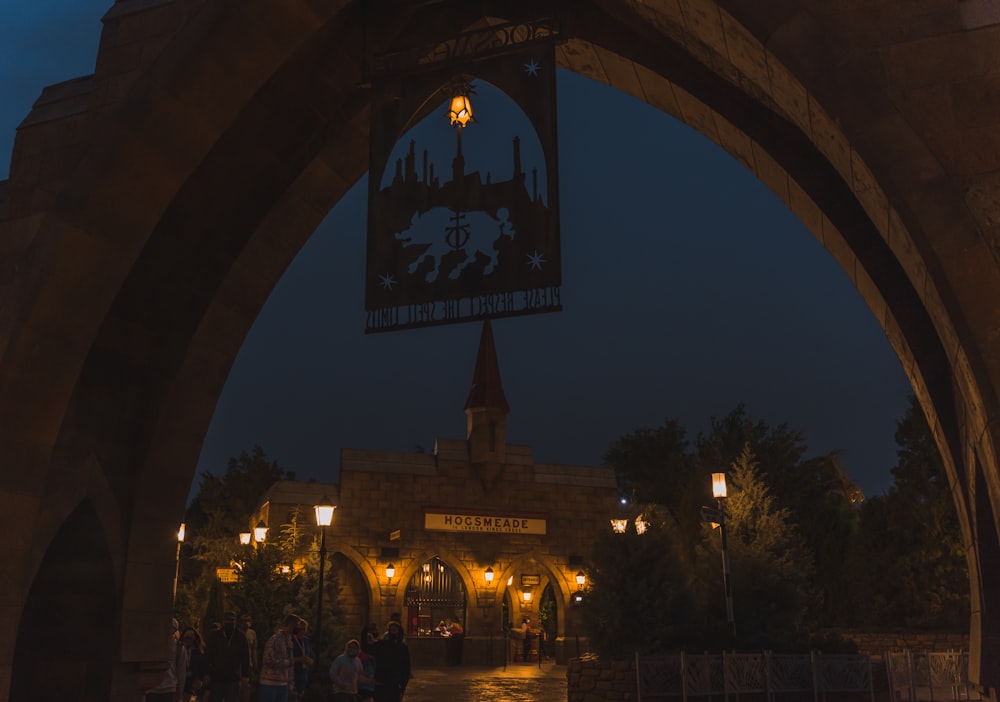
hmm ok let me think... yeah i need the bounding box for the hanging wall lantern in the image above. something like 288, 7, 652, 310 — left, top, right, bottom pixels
445, 83, 475, 128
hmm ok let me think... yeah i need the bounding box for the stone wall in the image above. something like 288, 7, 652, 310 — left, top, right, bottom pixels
567, 657, 636, 702
250, 442, 620, 664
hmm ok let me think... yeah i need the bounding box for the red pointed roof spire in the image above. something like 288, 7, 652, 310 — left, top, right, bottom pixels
464, 319, 510, 413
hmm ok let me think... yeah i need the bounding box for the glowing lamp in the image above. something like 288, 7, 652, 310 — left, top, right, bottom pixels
177, 523, 186, 542
610, 518, 627, 534
314, 497, 336, 527
522, 591, 532, 602
635, 517, 649, 535
576, 571, 586, 587
485, 567, 494, 583
712, 473, 728, 499
239, 532, 252, 545
446, 89, 474, 128
254, 520, 268, 543
385, 563, 396, 580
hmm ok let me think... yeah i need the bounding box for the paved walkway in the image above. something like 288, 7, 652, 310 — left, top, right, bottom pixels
403, 662, 567, 702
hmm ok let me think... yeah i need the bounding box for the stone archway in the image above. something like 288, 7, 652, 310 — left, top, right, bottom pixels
328, 552, 370, 646
10, 501, 116, 702
2, 1, 1000, 698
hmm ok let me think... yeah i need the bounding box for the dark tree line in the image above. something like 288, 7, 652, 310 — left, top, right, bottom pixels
584, 399, 968, 657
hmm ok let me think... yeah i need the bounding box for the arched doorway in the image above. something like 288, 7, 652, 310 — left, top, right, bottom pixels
10, 502, 116, 702
403, 557, 467, 636
329, 552, 370, 645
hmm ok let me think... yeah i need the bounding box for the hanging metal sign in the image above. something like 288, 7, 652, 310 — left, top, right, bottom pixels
365, 19, 562, 333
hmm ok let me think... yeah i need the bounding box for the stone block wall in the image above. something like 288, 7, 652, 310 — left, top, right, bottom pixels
251, 441, 619, 662
567, 657, 636, 702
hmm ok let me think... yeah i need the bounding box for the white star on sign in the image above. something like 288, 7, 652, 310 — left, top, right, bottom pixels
379, 273, 397, 290
524, 59, 541, 77
526, 251, 546, 270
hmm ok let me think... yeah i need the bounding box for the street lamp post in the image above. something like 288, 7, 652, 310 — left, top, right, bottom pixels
711, 472, 736, 642
173, 523, 185, 602
313, 497, 336, 658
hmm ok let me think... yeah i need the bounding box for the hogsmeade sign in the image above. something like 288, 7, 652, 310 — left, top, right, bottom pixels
365, 19, 562, 333
424, 509, 547, 535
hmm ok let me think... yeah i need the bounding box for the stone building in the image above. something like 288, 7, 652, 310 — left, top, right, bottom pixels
251, 321, 620, 664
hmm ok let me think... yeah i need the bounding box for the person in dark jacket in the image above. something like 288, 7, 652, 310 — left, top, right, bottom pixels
369, 620, 410, 702
181, 627, 209, 701
203, 611, 251, 702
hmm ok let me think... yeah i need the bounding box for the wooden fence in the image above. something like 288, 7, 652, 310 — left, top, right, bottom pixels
635, 651, 874, 702
634, 650, 983, 702
885, 650, 982, 701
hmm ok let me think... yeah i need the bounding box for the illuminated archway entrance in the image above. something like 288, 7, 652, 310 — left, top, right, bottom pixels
403, 557, 468, 636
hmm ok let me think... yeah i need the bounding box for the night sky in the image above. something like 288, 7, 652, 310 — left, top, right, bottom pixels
2, 2, 914, 500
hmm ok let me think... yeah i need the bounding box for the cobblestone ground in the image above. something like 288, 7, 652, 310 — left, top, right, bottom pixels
403, 663, 567, 702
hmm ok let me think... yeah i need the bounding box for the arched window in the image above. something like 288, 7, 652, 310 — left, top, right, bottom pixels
403, 557, 467, 635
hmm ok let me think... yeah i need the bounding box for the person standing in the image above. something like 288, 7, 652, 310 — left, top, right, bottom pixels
446, 620, 464, 666
520, 617, 532, 663
258, 614, 298, 702
145, 618, 188, 702
291, 618, 315, 701
204, 612, 251, 702
180, 627, 209, 701
382, 613, 405, 641
357, 644, 376, 702
360, 622, 379, 653
370, 621, 410, 702
237, 614, 258, 702
329, 639, 363, 702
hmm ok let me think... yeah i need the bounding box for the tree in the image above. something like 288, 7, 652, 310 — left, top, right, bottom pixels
695, 406, 861, 627
227, 542, 301, 635
604, 419, 703, 558
846, 397, 968, 629
176, 446, 295, 628
585, 442, 819, 656
605, 419, 695, 509
186, 445, 294, 540
176, 443, 354, 689
695, 444, 816, 650
581, 508, 703, 657
293, 541, 348, 666
592, 407, 859, 655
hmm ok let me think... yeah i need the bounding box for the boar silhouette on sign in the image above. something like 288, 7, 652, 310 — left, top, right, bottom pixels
394, 207, 516, 282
